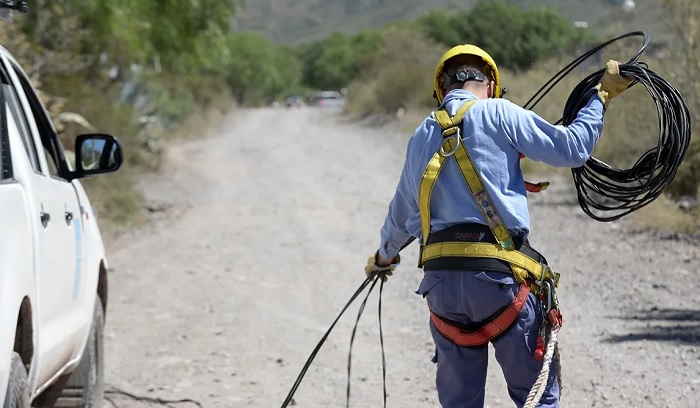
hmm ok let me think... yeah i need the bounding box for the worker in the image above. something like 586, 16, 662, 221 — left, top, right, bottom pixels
364, 44, 632, 408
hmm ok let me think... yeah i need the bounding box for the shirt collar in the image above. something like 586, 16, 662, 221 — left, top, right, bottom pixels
441, 89, 479, 106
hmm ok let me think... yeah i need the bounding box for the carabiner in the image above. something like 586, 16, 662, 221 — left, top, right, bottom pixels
542, 280, 554, 314
440, 128, 461, 157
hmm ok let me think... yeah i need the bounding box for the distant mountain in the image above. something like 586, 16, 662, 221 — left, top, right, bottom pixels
234, 0, 669, 45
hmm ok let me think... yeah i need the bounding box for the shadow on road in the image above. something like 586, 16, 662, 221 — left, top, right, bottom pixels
604, 308, 700, 344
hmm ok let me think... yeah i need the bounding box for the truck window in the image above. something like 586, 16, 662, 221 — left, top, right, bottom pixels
0, 66, 12, 179
10, 62, 68, 179
2, 82, 40, 173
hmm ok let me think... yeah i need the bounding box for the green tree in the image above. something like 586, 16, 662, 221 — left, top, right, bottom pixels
346, 27, 443, 115
298, 30, 381, 90
310, 33, 358, 90
417, 10, 462, 47
224, 33, 302, 105
418, 0, 585, 70
20, 0, 240, 75
134, 0, 238, 72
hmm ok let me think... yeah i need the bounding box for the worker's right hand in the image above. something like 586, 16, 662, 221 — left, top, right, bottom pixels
597, 59, 633, 106
364, 251, 400, 282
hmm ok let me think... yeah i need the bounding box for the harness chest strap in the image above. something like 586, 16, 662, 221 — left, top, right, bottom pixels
425, 100, 514, 250
418, 101, 474, 248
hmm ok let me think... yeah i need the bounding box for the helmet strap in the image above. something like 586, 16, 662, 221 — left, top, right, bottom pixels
442, 68, 487, 88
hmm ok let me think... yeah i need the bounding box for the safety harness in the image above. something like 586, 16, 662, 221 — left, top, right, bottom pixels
418, 100, 563, 353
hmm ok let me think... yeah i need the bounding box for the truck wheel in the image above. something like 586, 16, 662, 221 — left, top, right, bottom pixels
34, 297, 104, 408
3, 352, 29, 408
76, 297, 104, 408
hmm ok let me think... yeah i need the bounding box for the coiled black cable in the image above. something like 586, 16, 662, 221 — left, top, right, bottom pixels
525, 31, 692, 222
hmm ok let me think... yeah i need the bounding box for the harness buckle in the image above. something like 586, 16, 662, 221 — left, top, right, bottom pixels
540, 278, 563, 329
439, 127, 461, 157
536, 264, 549, 287
537, 264, 560, 288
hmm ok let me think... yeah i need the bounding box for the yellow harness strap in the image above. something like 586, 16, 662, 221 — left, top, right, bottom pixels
418, 100, 559, 288
419, 101, 476, 247
420, 242, 557, 286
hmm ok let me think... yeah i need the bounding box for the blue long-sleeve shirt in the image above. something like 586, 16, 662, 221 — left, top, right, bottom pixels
378, 89, 605, 259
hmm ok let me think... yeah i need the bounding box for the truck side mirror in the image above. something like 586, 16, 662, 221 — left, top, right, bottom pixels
70, 133, 123, 179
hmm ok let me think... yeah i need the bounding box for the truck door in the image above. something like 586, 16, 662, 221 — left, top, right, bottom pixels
3, 58, 84, 385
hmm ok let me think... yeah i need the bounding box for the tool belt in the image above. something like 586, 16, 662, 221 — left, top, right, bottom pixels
419, 223, 559, 291
420, 223, 547, 273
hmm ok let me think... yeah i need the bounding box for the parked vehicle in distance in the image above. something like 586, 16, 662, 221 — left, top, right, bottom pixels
0, 42, 123, 408
284, 95, 305, 108
310, 90, 345, 109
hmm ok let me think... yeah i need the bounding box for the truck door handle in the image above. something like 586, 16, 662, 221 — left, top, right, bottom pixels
40, 211, 51, 226
65, 211, 73, 224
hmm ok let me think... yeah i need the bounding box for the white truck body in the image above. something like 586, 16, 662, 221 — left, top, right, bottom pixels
0, 45, 121, 406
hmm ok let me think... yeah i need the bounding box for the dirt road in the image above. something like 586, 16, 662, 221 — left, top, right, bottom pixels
103, 107, 700, 408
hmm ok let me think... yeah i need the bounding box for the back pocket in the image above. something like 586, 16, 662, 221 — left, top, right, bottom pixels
474, 271, 516, 289
415, 274, 443, 313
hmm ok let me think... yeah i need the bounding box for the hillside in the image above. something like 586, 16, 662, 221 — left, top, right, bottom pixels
234, 0, 669, 45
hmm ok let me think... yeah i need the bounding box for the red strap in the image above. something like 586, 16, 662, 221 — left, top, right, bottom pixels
548, 308, 563, 330
525, 181, 543, 193
430, 281, 531, 347
520, 153, 548, 193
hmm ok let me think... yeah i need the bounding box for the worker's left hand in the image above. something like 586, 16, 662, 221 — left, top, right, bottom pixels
597, 59, 633, 107
365, 252, 400, 282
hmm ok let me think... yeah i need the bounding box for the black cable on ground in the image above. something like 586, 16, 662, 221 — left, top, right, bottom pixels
280, 238, 413, 408
105, 385, 203, 407
345, 276, 380, 408
525, 31, 692, 221
279, 276, 376, 408
378, 278, 388, 408
345, 277, 389, 408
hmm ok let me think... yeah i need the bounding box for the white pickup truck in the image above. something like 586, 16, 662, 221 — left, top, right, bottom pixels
0, 44, 122, 407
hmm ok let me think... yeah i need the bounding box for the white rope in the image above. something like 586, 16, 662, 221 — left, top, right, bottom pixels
554, 342, 562, 392
523, 327, 560, 408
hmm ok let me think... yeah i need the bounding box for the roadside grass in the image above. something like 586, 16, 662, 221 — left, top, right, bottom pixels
42, 74, 235, 237
631, 195, 699, 234
167, 91, 234, 142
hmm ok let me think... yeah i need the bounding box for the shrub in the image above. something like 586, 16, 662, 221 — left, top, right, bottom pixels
345, 27, 442, 116
417, 0, 588, 71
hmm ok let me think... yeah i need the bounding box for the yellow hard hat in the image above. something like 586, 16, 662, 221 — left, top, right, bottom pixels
433, 44, 501, 104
